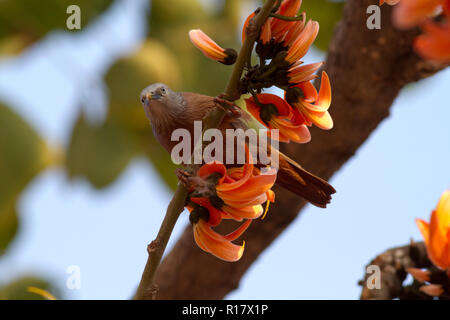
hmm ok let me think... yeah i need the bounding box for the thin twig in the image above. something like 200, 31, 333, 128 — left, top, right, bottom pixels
269, 12, 304, 21
133, 0, 278, 300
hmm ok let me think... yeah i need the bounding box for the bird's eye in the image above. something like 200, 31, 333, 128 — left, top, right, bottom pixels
160, 88, 166, 95
141, 97, 145, 104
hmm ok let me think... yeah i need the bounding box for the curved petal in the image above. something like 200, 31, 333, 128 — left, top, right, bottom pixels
283, 15, 306, 46
416, 218, 430, 246
271, 0, 303, 38
316, 71, 332, 110
289, 81, 318, 103
194, 220, 245, 262
393, 0, 442, 29
414, 20, 450, 63
242, 12, 256, 43
266, 189, 275, 203
223, 204, 264, 220
428, 191, 450, 268
260, 19, 273, 44
223, 193, 269, 208
435, 190, 450, 234
295, 104, 333, 130
218, 169, 277, 203
256, 93, 293, 116
189, 29, 227, 62
288, 62, 323, 84
198, 162, 227, 182
223, 219, 252, 241
217, 164, 254, 192
286, 20, 319, 63
270, 119, 311, 143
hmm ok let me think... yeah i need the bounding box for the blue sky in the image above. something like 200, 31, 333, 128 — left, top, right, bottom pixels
0, 0, 449, 299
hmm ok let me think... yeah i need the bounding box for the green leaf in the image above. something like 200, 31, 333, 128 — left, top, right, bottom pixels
300, 0, 345, 51
0, 276, 61, 300
0, 103, 50, 255
66, 113, 139, 189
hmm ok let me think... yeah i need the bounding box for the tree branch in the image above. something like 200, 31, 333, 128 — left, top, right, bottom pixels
133, 0, 278, 300
359, 241, 430, 300
152, 0, 446, 299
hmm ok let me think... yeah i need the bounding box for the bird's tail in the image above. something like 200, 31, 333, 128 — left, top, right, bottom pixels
275, 152, 336, 208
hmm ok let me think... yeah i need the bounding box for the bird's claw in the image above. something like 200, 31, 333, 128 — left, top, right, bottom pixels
214, 94, 242, 119
175, 168, 195, 190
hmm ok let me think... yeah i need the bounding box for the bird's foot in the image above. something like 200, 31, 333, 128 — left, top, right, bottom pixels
214, 94, 242, 118
175, 168, 196, 190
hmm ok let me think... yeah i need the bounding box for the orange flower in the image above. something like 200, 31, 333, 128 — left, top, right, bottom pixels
414, 19, 450, 63
241, 0, 318, 64
405, 267, 431, 282
197, 161, 276, 220
189, 29, 237, 65
419, 284, 444, 296
193, 218, 250, 262
416, 190, 450, 270
386, 0, 450, 63
187, 198, 250, 262
379, 0, 401, 5
271, 0, 303, 40
186, 160, 277, 261
392, 0, 445, 29
242, 0, 304, 45
245, 93, 311, 143
285, 71, 333, 130
288, 61, 323, 84
285, 20, 320, 64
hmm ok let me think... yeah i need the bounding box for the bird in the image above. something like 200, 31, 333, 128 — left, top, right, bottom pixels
140, 83, 335, 208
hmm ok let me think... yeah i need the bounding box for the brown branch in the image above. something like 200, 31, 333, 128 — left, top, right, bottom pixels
152, 0, 447, 299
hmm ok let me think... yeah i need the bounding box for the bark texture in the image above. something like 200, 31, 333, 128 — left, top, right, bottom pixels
359, 241, 430, 300
150, 0, 446, 299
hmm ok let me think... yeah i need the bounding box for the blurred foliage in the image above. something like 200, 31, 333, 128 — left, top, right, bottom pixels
66, 39, 181, 189
0, 275, 61, 300
0, 0, 345, 267
66, 113, 140, 189
0, 0, 112, 56
148, 0, 241, 95
301, 0, 345, 51
0, 103, 53, 255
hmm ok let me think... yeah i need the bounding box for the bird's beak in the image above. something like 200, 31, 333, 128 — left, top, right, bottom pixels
146, 93, 161, 102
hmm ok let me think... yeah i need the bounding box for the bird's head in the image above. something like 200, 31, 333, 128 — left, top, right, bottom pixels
140, 83, 185, 120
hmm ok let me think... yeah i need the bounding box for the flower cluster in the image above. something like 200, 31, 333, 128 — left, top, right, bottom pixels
407, 190, 450, 297
189, 0, 332, 144
186, 0, 330, 261
186, 160, 276, 262
241, 0, 332, 142
382, 0, 450, 63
